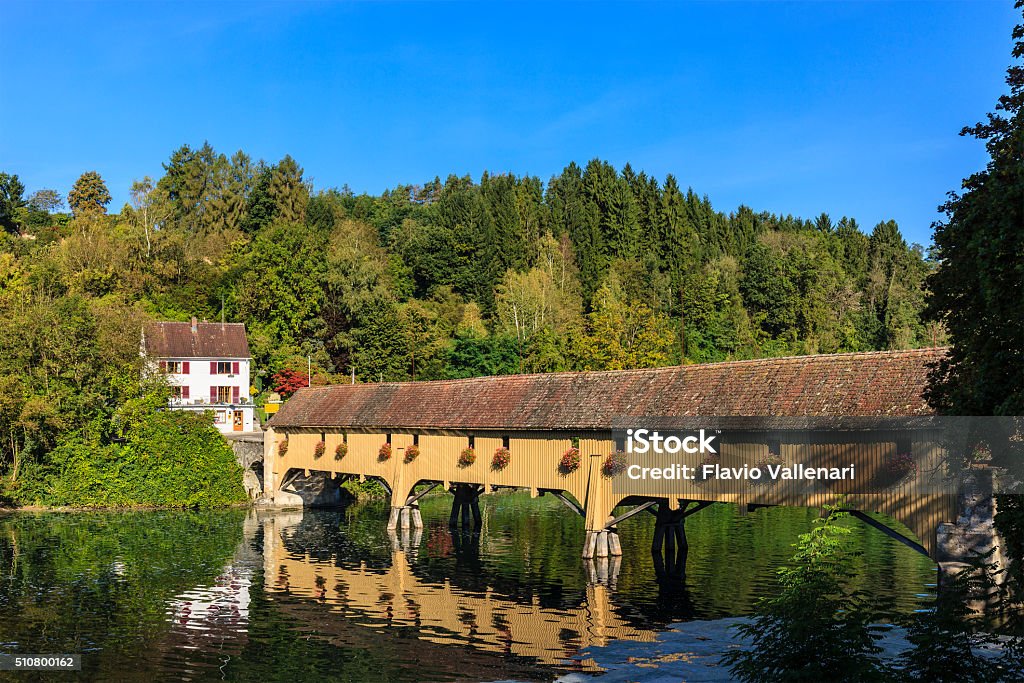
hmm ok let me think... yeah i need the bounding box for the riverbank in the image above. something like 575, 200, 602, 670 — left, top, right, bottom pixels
553, 617, 1012, 682
0, 501, 257, 513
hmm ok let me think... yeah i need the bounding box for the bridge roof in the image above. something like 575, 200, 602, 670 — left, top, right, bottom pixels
270, 348, 946, 431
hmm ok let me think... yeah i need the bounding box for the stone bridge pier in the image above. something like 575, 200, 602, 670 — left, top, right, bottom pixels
936, 469, 1011, 587
224, 431, 265, 500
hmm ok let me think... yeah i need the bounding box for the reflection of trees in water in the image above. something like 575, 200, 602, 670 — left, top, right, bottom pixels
0, 510, 247, 681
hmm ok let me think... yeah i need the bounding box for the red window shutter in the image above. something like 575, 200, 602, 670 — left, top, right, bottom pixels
232, 361, 239, 375
232, 386, 240, 403
210, 361, 218, 374
159, 361, 167, 372
183, 361, 190, 374
183, 386, 190, 399
210, 386, 217, 403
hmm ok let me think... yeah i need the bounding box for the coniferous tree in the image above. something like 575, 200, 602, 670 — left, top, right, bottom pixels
0, 172, 26, 233
267, 155, 308, 224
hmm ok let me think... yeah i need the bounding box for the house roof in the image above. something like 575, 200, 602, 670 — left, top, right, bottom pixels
270, 348, 946, 431
143, 321, 250, 359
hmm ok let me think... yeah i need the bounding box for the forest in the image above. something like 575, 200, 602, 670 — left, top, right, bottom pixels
0, 151, 935, 502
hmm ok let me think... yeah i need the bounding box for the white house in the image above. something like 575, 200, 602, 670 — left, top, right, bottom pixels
142, 318, 257, 433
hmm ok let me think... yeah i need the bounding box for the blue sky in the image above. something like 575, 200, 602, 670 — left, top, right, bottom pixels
1, 1, 1016, 246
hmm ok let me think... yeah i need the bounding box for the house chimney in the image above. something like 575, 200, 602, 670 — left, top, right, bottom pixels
191, 316, 198, 334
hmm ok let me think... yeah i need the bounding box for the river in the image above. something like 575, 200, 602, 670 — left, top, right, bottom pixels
0, 492, 937, 682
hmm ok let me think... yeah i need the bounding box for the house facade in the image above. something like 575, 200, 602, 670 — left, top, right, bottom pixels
142, 318, 256, 433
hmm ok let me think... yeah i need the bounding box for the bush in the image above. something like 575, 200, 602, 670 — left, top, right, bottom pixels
24, 410, 247, 508
722, 502, 891, 682
340, 477, 387, 501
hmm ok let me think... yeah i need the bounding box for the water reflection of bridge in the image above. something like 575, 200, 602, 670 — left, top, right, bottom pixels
262, 510, 658, 667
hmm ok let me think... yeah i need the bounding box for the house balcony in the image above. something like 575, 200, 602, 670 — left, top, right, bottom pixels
168, 397, 252, 407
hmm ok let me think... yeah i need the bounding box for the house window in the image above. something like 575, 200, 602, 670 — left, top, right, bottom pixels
159, 361, 189, 374
502, 435, 510, 449
213, 411, 228, 424
212, 361, 241, 375
170, 386, 190, 400
211, 386, 239, 403
768, 438, 781, 457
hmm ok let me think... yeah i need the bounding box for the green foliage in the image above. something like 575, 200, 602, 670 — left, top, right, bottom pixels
340, 477, 388, 501
2, 140, 937, 503
722, 503, 892, 682
20, 408, 246, 508
0, 171, 27, 233
926, 3, 1024, 419
925, 3, 1024, 606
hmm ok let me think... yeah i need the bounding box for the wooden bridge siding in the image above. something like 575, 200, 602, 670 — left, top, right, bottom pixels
267, 428, 959, 558
607, 435, 957, 556
391, 433, 593, 508
262, 514, 654, 665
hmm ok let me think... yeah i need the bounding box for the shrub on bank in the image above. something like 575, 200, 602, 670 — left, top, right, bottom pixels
16, 410, 247, 508
722, 502, 891, 682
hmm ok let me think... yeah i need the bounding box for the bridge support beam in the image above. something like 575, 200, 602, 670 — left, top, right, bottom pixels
650, 500, 688, 566
448, 484, 484, 532
582, 527, 623, 559
387, 502, 424, 531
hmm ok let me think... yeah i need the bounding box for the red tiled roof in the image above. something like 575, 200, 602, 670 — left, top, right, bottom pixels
143, 322, 250, 358
270, 348, 946, 430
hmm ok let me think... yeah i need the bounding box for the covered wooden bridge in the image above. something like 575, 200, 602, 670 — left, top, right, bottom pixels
265, 348, 969, 561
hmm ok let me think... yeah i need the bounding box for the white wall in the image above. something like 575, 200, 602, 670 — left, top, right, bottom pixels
161, 357, 256, 433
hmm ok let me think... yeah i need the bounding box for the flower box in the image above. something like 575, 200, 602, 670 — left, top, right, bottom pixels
559, 447, 581, 473
492, 446, 510, 470
602, 450, 627, 477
